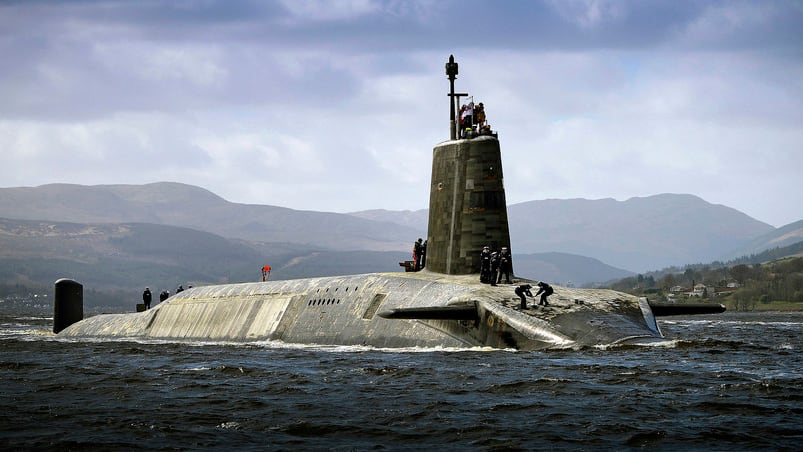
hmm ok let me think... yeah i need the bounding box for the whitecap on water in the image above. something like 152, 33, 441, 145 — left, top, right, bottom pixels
247, 339, 510, 353
216, 421, 242, 430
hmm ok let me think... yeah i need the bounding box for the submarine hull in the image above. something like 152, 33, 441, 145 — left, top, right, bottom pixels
57, 271, 662, 350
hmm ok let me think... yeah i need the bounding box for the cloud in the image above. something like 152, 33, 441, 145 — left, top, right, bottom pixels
546, 0, 628, 29
0, 0, 801, 228
277, 0, 381, 23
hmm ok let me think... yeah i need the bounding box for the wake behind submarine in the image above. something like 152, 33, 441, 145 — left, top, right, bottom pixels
55, 56, 724, 350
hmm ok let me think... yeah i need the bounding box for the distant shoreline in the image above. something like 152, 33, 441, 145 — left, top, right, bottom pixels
724, 301, 803, 312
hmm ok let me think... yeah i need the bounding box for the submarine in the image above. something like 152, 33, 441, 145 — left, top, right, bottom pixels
55, 56, 724, 350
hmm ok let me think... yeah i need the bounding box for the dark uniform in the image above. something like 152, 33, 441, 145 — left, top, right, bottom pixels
490, 252, 500, 286
535, 282, 553, 306
480, 246, 492, 283
420, 240, 427, 269
515, 284, 533, 309
413, 238, 423, 271
142, 287, 152, 309
497, 247, 512, 284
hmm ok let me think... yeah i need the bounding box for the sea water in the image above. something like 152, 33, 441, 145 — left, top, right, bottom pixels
1, 312, 801, 450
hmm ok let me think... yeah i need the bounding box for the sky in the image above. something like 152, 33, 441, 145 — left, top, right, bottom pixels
1, 0, 802, 228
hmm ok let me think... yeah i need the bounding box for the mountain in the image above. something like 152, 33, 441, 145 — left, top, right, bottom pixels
513, 252, 634, 286
0, 217, 408, 293
722, 220, 803, 260
0, 183, 423, 252
0, 217, 263, 290
0, 215, 629, 290
0, 183, 787, 273
506, 194, 774, 271
348, 209, 429, 231
352, 194, 777, 271
0, 216, 633, 304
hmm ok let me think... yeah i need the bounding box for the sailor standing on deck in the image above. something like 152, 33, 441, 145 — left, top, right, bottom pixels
420, 240, 427, 269
142, 287, 152, 310
480, 246, 492, 283
413, 238, 424, 271
489, 251, 500, 286
497, 247, 512, 284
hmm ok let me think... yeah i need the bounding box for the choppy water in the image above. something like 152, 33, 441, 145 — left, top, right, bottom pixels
1, 311, 802, 450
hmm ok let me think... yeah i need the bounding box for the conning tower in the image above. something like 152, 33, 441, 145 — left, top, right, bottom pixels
425, 56, 512, 275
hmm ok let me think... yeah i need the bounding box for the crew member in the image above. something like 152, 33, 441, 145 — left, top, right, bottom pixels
515, 284, 533, 309
475, 102, 486, 128
535, 282, 553, 306
490, 251, 500, 286
413, 238, 424, 271
497, 246, 512, 284
462, 102, 474, 136
142, 287, 152, 310
480, 246, 492, 283
420, 239, 427, 269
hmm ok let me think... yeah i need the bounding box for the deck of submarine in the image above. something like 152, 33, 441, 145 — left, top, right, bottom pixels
385, 269, 659, 347
388, 269, 646, 323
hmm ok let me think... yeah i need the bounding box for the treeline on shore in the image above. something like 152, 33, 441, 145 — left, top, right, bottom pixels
606, 243, 803, 311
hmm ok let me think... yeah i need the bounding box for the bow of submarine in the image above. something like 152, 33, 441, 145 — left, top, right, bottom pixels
376, 272, 665, 350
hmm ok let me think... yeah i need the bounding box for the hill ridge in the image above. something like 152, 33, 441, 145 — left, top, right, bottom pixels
0, 183, 794, 271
